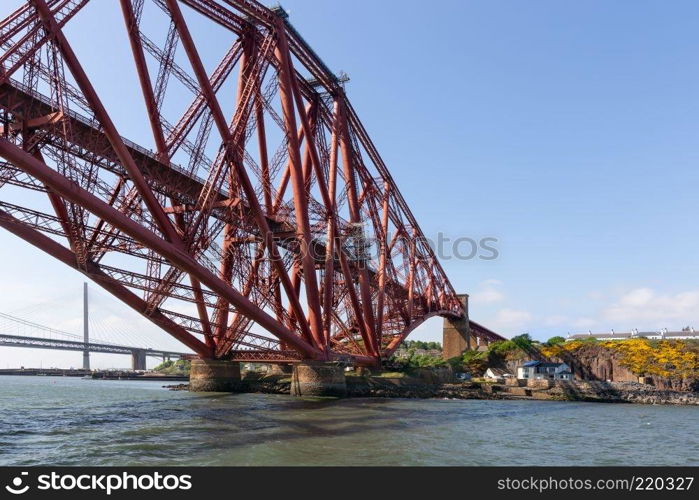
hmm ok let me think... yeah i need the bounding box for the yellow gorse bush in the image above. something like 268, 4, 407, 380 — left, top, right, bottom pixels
539, 339, 698, 378
539, 340, 586, 358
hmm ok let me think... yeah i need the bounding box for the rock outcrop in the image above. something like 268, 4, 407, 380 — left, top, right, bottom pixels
543, 343, 698, 392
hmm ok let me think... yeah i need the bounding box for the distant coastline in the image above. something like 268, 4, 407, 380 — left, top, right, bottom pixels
0, 368, 187, 381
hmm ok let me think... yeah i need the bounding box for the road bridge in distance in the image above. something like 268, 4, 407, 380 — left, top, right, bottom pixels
0, 333, 190, 370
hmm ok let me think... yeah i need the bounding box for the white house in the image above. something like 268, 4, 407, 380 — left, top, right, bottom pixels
517, 361, 572, 381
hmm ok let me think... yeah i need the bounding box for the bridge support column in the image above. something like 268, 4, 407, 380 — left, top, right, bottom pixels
131, 349, 147, 371
291, 362, 346, 397
189, 359, 242, 392
442, 294, 475, 360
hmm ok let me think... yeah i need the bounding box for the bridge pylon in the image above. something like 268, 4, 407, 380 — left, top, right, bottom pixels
130, 349, 147, 371
83, 282, 90, 371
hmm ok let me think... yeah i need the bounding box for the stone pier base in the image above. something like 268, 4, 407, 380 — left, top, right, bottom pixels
291, 362, 347, 397
189, 359, 241, 392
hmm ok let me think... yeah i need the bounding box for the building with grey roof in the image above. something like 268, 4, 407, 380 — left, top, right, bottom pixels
567, 328, 698, 341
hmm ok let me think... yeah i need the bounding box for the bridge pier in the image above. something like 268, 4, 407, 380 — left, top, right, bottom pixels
189, 359, 242, 392
442, 294, 477, 360
291, 361, 347, 397
131, 349, 147, 371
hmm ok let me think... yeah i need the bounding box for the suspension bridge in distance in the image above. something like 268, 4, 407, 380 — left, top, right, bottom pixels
0, 331, 189, 370
0, 283, 191, 371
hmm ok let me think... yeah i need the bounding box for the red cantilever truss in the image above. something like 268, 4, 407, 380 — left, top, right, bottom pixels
0, 0, 478, 366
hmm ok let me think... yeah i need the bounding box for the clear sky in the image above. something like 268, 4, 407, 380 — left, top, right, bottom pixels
0, 0, 697, 368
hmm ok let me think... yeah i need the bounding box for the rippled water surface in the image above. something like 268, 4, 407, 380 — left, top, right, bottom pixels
0, 376, 697, 466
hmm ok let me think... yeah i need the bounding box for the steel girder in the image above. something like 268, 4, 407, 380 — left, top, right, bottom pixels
0, 0, 477, 366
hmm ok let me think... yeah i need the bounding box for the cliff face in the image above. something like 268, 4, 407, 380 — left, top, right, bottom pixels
492, 346, 638, 382
556, 344, 637, 381
547, 343, 698, 392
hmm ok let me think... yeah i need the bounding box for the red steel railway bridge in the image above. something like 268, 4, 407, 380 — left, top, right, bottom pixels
0, 0, 504, 394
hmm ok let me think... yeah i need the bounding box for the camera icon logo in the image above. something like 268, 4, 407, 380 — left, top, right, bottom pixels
5, 472, 29, 495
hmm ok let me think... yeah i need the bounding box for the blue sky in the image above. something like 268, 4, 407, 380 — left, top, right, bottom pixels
0, 0, 697, 367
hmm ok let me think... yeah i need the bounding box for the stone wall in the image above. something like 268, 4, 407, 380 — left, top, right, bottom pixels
526, 378, 553, 389
414, 365, 454, 384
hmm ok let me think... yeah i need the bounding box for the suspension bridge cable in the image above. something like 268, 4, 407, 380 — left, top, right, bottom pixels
0, 311, 83, 340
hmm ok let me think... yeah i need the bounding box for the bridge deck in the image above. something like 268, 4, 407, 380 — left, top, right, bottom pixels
0, 333, 188, 358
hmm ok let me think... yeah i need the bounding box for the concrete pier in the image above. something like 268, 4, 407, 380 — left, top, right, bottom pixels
189, 359, 242, 392
291, 362, 347, 397
131, 349, 147, 371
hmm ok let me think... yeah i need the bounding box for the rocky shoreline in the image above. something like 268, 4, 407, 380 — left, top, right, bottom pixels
166, 376, 699, 405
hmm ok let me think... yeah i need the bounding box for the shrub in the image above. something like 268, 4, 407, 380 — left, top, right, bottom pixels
511, 333, 534, 350
403, 340, 442, 351
604, 339, 698, 378
386, 350, 446, 372
487, 340, 517, 356
460, 350, 488, 375
545, 336, 566, 347
154, 359, 191, 375
539, 338, 698, 379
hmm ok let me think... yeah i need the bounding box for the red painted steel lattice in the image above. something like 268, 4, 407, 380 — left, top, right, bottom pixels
0, 0, 499, 365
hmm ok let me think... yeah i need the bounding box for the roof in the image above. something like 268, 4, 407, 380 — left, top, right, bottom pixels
568, 331, 699, 340
486, 367, 511, 376
521, 361, 567, 368
569, 332, 633, 340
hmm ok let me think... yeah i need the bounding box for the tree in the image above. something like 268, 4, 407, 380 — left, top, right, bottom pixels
546, 336, 566, 347
154, 360, 174, 371
402, 340, 442, 351
154, 359, 190, 375
511, 333, 534, 350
